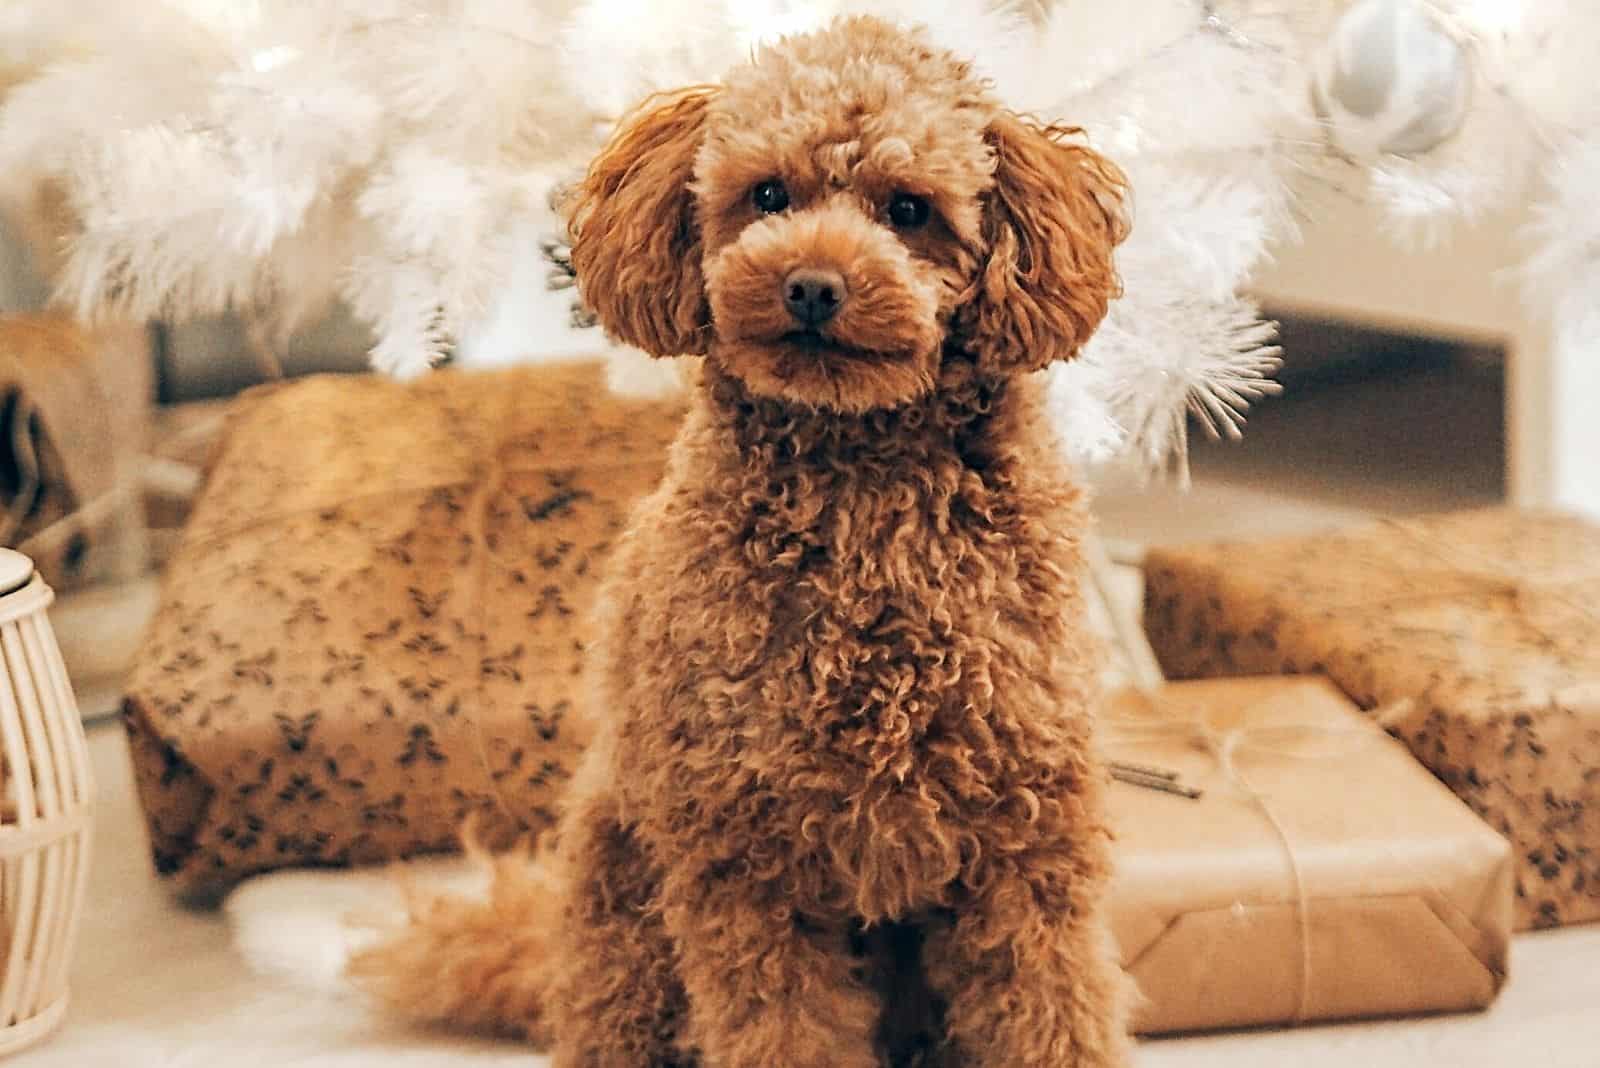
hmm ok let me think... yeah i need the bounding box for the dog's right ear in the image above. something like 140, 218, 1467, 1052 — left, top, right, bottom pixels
567, 88, 715, 357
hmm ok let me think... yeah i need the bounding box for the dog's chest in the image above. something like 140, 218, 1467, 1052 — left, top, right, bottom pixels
713, 456, 1073, 756
701, 459, 1084, 914
617, 407, 1091, 914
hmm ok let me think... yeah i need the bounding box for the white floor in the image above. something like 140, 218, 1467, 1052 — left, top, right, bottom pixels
14, 353, 1600, 1066
15, 727, 532, 1068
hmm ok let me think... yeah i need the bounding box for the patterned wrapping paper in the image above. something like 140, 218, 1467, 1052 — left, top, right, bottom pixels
122, 363, 685, 895
1103, 676, 1513, 1035
1142, 509, 1600, 929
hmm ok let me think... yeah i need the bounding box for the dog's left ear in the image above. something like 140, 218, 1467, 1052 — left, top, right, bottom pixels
960, 113, 1129, 373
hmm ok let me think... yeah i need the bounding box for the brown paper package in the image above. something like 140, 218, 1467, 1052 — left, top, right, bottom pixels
122, 362, 685, 895
1105, 676, 1513, 1035
1142, 508, 1600, 929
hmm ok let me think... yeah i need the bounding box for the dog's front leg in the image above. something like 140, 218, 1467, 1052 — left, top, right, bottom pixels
548, 794, 693, 1068
922, 855, 1134, 1068
659, 873, 881, 1068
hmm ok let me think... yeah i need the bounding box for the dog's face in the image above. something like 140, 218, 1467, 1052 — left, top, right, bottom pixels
569, 16, 1128, 414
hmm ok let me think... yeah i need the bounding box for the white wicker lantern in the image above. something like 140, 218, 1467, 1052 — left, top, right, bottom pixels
0, 549, 92, 1054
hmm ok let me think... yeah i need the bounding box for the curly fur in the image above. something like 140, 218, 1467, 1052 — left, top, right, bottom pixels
354, 15, 1131, 1067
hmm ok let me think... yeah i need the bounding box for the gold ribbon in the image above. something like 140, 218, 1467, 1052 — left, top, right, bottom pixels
458, 385, 629, 832
1292, 517, 1600, 648
1374, 517, 1600, 625
1361, 518, 1600, 709
1101, 690, 1404, 1024
463, 443, 523, 831
457, 391, 662, 831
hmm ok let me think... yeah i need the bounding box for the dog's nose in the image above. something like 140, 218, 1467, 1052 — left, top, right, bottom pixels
783, 268, 846, 327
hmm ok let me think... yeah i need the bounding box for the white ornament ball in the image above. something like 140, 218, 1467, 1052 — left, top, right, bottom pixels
1312, 0, 1473, 158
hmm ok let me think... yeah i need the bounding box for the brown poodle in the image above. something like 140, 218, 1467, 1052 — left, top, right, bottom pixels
352, 15, 1132, 1067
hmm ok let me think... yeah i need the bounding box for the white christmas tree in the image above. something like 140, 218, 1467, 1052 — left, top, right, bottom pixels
0, 0, 1594, 481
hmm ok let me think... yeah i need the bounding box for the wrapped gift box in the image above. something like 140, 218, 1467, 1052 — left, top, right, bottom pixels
1104, 675, 1513, 1034
1142, 509, 1600, 929
0, 313, 152, 589
122, 362, 685, 895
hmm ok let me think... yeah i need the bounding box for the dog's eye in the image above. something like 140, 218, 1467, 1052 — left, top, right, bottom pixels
752, 179, 790, 215
887, 192, 930, 229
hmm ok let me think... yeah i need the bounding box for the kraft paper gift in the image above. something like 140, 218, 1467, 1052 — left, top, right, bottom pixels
1143, 509, 1600, 929
123, 362, 684, 894
1105, 675, 1513, 1034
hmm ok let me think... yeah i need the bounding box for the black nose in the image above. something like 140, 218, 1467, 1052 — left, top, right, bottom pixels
783, 268, 846, 327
